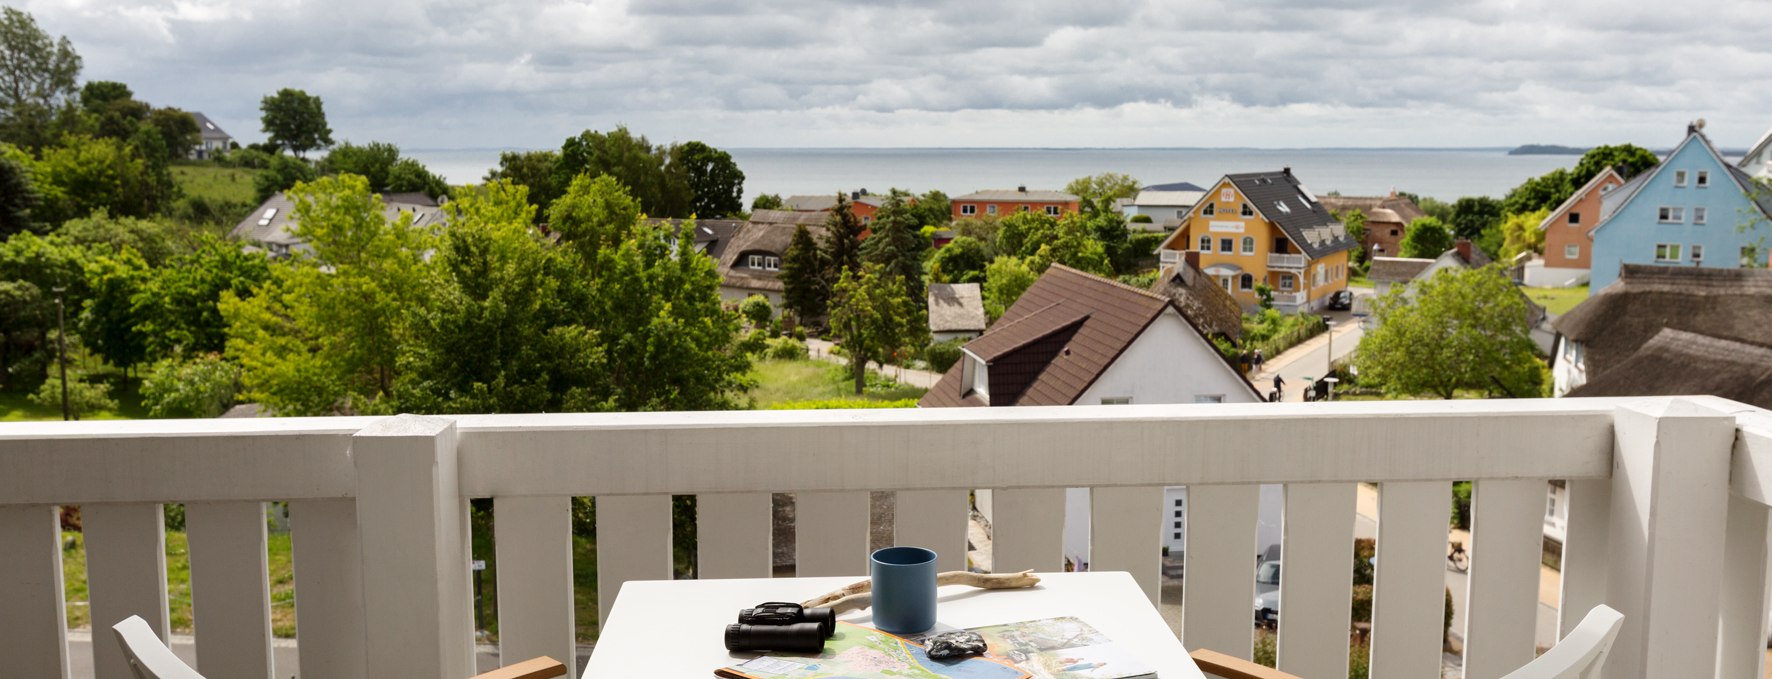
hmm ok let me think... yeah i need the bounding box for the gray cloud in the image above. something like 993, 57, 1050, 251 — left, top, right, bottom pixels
19, 0, 1772, 150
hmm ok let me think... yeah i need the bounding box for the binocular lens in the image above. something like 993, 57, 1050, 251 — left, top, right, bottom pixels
725, 622, 827, 653
736, 605, 836, 638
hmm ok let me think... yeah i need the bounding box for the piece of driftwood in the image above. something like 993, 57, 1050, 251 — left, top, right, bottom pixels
801, 570, 1041, 614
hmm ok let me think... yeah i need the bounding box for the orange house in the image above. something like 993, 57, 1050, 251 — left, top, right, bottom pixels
951, 187, 1081, 220
1538, 168, 1624, 272
1155, 169, 1357, 311
783, 191, 884, 223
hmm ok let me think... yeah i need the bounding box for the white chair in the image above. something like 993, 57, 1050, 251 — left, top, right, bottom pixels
1190, 605, 1624, 679
112, 614, 570, 679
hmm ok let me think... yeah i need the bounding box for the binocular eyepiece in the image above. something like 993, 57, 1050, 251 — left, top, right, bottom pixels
724, 602, 837, 652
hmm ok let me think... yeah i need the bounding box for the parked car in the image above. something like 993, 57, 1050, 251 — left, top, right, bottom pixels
1253, 560, 1281, 627
1326, 289, 1354, 311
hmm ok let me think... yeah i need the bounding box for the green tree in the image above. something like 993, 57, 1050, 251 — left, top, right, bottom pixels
0, 231, 89, 386
911, 189, 952, 227
1065, 172, 1140, 212
80, 81, 145, 141
1448, 196, 1503, 241
981, 255, 1037, 321
829, 262, 925, 395
750, 193, 783, 211
142, 108, 200, 159
740, 294, 773, 330
996, 211, 1110, 275
0, 153, 39, 236
259, 88, 334, 158
554, 126, 688, 218
860, 191, 927, 305
56, 210, 185, 265
77, 246, 150, 385
1337, 209, 1368, 269
140, 353, 240, 418
779, 223, 828, 322
928, 235, 992, 284
253, 153, 316, 202
1499, 208, 1551, 262
79, 81, 132, 115
31, 373, 115, 418
0, 7, 80, 149
486, 150, 561, 221
1354, 265, 1543, 399
1399, 217, 1454, 259
671, 140, 744, 218
822, 194, 866, 280
1739, 178, 1772, 267
1571, 144, 1659, 185
1077, 209, 1135, 274
385, 157, 449, 199
25, 134, 163, 223
136, 235, 271, 358
1503, 168, 1574, 215
322, 141, 401, 190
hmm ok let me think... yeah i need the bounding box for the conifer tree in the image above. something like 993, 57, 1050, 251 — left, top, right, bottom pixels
779, 223, 828, 322
860, 190, 927, 307
821, 193, 865, 282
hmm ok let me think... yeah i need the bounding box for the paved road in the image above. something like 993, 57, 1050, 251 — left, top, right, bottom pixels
1252, 316, 1365, 402
805, 338, 944, 389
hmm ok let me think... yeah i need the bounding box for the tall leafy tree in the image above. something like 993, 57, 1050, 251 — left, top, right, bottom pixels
253, 153, 316, 202
860, 191, 927, 305
259, 88, 334, 158
671, 140, 745, 218
928, 235, 991, 284
142, 108, 200, 159
24, 134, 164, 223
135, 235, 271, 358
1336, 209, 1368, 269
0, 230, 87, 387
554, 126, 688, 217
385, 158, 449, 199
1354, 265, 1543, 399
1065, 172, 1140, 212
0, 7, 80, 149
0, 153, 39, 236
1400, 217, 1454, 258
323, 141, 401, 190
750, 193, 783, 211
821, 193, 865, 280
77, 246, 150, 386
486, 150, 562, 221
829, 262, 925, 395
981, 255, 1036, 321
1571, 144, 1659, 184
779, 224, 828, 322
55, 211, 184, 265
911, 189, 952, 227
995, 210, 1110, 275
1498, 209, 1551, 262
1448, 196, 1503, 241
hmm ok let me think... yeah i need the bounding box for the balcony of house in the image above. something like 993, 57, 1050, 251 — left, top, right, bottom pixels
4, 397, 1772, 679
1271, 291, 1308, 308
1268, 253, 1307, 270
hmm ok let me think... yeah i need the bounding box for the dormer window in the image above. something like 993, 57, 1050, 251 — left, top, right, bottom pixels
961, 352, 989, 403
746, 254, 781, 271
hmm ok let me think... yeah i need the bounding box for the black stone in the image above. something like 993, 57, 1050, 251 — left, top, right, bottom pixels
923, 630, 988, 660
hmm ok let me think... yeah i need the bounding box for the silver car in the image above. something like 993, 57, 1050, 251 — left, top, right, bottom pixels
1253, 560, 1281, 627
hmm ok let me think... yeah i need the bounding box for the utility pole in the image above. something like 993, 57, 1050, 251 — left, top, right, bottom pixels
53, 286, 69, 421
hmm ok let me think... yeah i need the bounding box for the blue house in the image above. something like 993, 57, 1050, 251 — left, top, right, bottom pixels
1589, 123, 1772, 293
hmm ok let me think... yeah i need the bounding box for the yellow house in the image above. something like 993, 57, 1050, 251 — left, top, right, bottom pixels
1156, 168, 1356, 311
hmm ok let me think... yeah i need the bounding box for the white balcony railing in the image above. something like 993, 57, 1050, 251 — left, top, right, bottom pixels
1272, 291, 1307, 307
4, 398, 1772, 679
1268, 253, 1307, 269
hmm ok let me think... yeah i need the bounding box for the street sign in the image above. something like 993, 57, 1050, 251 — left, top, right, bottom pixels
472, 559, 486, 571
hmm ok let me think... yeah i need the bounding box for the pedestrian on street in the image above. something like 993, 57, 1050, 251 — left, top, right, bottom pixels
1253, 349, 1264, 370
1272, 374, 1285, 400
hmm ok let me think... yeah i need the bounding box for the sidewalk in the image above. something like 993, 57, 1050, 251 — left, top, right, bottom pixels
804, 338, 943, 390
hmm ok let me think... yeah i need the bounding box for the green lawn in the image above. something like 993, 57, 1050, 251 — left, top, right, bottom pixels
0, 371, 150, 421
171, 164, 261, 205
61, 528, 299, 637
1348, 274, 1374, 289
1524, 285, 1589, 316
746, 358, 925, 408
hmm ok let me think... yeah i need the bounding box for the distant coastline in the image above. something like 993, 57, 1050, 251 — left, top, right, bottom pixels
1508, 144, 1588, 156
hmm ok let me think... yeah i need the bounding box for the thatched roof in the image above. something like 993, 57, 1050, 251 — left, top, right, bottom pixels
1148, 262, 1245, 341
928, 283, 987, 333
1568, 328, 1772, 408
715, 220, 826, 293
1555, 264, 1772, 381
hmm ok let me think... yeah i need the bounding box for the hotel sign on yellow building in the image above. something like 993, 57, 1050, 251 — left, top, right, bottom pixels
1156, 168, 1357, 311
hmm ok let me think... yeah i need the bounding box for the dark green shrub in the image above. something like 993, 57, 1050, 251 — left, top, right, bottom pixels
765, 337, 807, 361
1129, 214, 1153, 223
923, 338, 966, 373
1351, 583, 1373, 623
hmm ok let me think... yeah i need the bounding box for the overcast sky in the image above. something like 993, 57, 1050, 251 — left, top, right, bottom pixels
24, 0, 1772, 151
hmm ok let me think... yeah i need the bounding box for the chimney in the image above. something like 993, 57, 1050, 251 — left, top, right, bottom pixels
1455, 239, 1472, 263
851, 191, 860, 200
1184, 250, 1201, 269
1017, 184, 1027, 193
1282, 166, 1292, 177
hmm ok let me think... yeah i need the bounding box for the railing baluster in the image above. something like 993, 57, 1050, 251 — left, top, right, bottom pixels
1182, 484, 1258, 659
1275, 483, 1355, 678
185, 501, 273, 679
495, 495, 575, 673
1716, 493, 1771, 679
894, 490, 969, 573
794, 491, 869, 576
696, 493, 772, 578
0, 504, 70, 679
83, 502, 170, 679
595, 494, 672, 625
1369, 482, 1448, 679
991, 488, 1065, 573
1556, 479, 1608, 640
1090, 486, 1162, 605
1461, 479, 1545, 679
289, 498, 366, 679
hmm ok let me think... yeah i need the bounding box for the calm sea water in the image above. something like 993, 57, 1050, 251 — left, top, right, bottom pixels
405, 147, 1582, 203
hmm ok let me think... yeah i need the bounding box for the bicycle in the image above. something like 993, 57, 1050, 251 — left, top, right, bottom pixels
1447, 540, 1469, 573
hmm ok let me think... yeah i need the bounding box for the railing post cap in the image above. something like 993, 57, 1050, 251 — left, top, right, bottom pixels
353, 414, 456, 439
1618, 397, 1739, 421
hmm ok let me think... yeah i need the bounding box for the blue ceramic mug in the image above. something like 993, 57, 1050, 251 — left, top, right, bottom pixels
870, 546, 938, 634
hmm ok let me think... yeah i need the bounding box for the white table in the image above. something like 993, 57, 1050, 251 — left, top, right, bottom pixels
583, 571, 1207, 678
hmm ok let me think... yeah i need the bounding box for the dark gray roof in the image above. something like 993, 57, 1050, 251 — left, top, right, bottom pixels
953, 189, 1078, 203
1225, 171, 1357, 260
1368, 257, 1435, 283
190, 112, 231, 141
749, 209, 830, 226
650, 218, 744, 262
229, 192, 447, 253
1142, 181, 1205, 192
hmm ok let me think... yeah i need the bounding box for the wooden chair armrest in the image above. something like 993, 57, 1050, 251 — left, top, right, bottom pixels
1189, 649, 1304, 679
470, 656, 569, 679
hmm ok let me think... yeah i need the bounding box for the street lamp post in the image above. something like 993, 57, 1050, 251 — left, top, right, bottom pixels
53, 286, 69, 421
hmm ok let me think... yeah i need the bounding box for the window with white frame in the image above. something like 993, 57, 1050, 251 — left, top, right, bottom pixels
1203, 203, 1216, 217
1239, 273, 1254, 290
1045, 205, 1060, 216
1219, 276, 1232, 291
1674, 170, 1688, 187
1655, 243, 1682, 261
1219, 237, 1234, 253
1693, 207, 1707, 224
1222, 188, 1234, 202
1658, 206, 1684, 223
748, 254, 763, 268
1565, 244, 1579, 259
1691, 244, 1704, 263
1198, 235, 1212, 252
961, 204, 976, 215
1279, 276, 1294, 290
987, 205, 997, 215
1019, 205, 1030, 212
766, 256, 780, 270
1696, 170, 1709, 187
1241, 203, 1254, 217
1241, 236, 1255, 254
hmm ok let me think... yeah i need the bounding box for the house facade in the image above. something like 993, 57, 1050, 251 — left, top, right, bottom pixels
189, 112, 232, 160
1587, 123, 1772, 293
951, 187, 1079, 220
1317, 191, 1425, 260
782, 191, 883, 224
713, 210, 826, 305
1528, 168, 1624, 287
230, 191, 445, 259
1155, 169, 1357, 312
1743, 125, 1772, 179
1122, 182, 1206, 233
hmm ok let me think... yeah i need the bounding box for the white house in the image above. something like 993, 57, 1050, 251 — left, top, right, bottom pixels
927, 283, 987, 343
189, 112, 232, 160
919, 264, 1271, 568
1123, 181, 1207, 232
1743, 124, 1772, 179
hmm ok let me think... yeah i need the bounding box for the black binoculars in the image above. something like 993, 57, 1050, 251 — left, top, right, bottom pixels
724, 602, 836, 653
